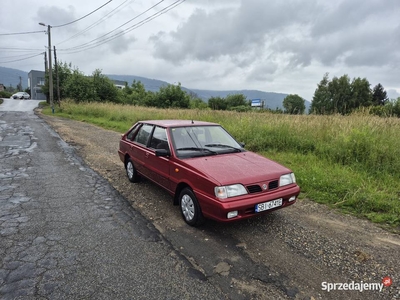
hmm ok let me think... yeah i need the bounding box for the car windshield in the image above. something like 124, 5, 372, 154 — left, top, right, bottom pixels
171, 125, 244, 158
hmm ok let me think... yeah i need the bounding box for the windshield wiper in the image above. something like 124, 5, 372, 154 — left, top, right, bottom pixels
176, 147, 217, 154
204, 144, 243, 152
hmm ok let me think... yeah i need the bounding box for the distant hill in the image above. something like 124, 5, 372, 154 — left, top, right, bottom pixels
106, 74, 171, 93
189, 89, 291, 109
0, 67, 310, 110
0, 66, 29, 89
106, 74, 310, 110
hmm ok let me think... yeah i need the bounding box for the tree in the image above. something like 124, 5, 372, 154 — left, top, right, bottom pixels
310, 73, 331, 114
283, 94, 305, 114
121, 80, 151, 105
350, 77, 372, 109
42, 61, 73, 101
92, 69, 119, 102
225, 94, 248, 109
372, 83, 388, 106
64, 69, 94, 102
190, 98, 208, 109
329, 75, 352, 114
151, 83, 190, 108
208, 96, 227, 110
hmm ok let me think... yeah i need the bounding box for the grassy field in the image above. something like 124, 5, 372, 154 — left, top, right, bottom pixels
41, 101, 400, 230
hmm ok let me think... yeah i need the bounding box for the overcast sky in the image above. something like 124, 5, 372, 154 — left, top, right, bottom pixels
1, 0, 399, 100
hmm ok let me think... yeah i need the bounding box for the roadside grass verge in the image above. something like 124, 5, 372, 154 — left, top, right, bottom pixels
41, 101, 400, 230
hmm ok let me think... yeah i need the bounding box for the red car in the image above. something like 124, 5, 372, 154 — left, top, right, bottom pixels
118, 120, 300, 226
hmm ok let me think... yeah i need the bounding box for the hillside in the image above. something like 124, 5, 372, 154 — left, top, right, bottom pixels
189, 88, 291, 110
106, 74, 311, 110
0, 67, 310, 110
0, 66, 29, 89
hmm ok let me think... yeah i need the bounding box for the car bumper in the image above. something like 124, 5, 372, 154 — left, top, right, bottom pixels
197, 184, 300, 222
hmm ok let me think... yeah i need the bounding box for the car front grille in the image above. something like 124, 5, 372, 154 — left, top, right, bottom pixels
268, 180, 279, 190
247, 185, 262, 193
246, 180, 279, 194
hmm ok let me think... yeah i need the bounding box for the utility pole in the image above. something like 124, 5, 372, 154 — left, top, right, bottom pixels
39, 22, 54, 113
54, 46, 60, 106
47, 25, 54, 113
44, 52, 48, 73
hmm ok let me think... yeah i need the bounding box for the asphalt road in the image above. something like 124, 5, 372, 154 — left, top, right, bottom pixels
0, 100, 225, 299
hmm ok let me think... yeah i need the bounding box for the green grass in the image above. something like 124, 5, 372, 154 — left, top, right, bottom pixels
41, 101, 400, 231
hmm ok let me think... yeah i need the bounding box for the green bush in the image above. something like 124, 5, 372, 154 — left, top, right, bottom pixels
0, 91, 12, 98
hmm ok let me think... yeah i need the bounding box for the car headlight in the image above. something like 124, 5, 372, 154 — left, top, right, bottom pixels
279, 173, 296, 187
215, 184, 248, 199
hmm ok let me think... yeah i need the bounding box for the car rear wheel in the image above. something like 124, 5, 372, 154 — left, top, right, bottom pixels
179, 187, 205, 226
126, 158, 140, 183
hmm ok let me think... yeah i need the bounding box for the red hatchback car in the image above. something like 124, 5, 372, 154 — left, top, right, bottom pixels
118, 120, 300, 226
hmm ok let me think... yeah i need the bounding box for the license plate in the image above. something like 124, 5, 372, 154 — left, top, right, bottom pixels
255, 198, 282, 213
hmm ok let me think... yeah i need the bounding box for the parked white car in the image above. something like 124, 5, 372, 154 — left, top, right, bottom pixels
11, 92, 30, 99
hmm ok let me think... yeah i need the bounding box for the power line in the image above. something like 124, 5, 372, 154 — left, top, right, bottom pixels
0, 53, 42, 60
0, 30, 46, 36
59, 0, 165, 51
0, 47, 45, 52
57, 0, 135, 45
59, 0, 186, 54
52, 0, 113, 28
0, 52, 44, 64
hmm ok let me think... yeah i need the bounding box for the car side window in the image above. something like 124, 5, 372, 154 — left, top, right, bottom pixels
127, 124, 141, 141
133, 124, 153, 146
149, 127, 169, 150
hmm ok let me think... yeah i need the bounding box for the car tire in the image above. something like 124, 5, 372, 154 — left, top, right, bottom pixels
179, 187, 205, 227
125, 158, 140, 183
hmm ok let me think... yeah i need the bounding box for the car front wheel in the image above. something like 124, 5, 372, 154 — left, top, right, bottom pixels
179, 187, 205, 227
126, 158, 140, 183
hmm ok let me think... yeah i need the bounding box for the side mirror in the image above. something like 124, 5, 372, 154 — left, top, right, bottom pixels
239, 142, 245, 148
155, 149, 170, 157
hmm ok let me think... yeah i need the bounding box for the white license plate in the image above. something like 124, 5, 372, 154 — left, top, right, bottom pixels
255, 198, 283, 213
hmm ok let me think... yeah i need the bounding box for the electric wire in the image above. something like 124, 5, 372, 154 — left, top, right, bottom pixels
0, 30, 45, 36
0, 0, 185, 66
0, 52, 44, 64
51, 0, 113, 28
0, 53, 42, 60
57, 0, 135, 45
0, 47, 45, 52
59, 0, 165, 51
59, 0, 185, 54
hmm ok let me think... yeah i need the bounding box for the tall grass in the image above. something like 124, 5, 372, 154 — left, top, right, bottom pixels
46, 101, 400, 229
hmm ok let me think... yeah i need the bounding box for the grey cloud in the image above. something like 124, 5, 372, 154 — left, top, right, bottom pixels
311, 0, 400, 38
150, 0, 318, 64
387, 89, 400, 99
108, 32, 136, 55
36, 5, 78, 29
247, 62, 278, 82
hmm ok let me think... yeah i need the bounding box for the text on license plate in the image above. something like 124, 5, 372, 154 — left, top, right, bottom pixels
255, 198, 283, 213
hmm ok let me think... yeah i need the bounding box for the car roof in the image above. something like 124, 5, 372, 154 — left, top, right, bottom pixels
139, 120, 219, 128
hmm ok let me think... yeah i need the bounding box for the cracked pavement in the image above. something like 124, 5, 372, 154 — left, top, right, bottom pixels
0, 108, 225, 299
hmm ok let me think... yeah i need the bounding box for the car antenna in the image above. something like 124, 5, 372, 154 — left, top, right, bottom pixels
191, 120, 194, 124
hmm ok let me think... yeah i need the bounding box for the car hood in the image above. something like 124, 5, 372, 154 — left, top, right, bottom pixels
183, 151, 292, 185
